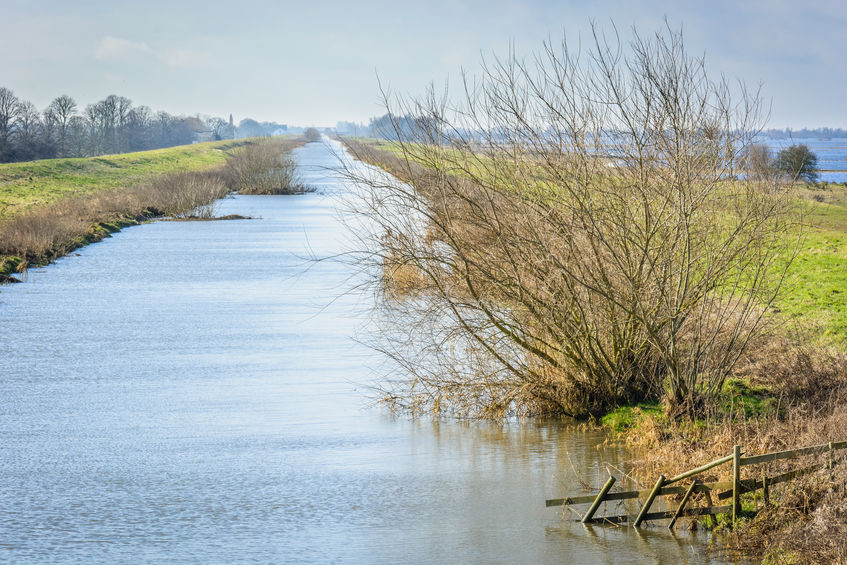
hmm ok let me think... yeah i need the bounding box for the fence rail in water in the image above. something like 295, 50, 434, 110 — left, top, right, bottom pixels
546, 440, 847, 528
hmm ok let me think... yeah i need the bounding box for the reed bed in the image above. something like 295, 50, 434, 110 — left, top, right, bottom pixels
224, 138, 309, 195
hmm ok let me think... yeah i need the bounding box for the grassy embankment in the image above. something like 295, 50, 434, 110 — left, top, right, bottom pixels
344, 137, 847, 563
0, 137, 304, 281
349, 137, 847, 345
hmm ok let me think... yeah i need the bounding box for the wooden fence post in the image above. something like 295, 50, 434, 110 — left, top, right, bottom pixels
829, 442, 835, 470
581, 475, 616, 524
762, 472, 769, 507
634, 475, 665, 527
704, 489, 716, 528
668, 480, 698, 530
732, 445, 741, 523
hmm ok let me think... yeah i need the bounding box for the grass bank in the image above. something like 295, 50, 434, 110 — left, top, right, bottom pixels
0, 140, 246, 219
0, 137, 305, 281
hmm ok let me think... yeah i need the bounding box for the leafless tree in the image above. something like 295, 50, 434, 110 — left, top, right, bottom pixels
0, 86, 228, 161
15, 101, 43, 159
208, 117, 228, 140
65, 115, 89, 157
46, 95, 78, 156
0, 87, 20, 156
342, 23, 799, 418
743, 143, 775, 181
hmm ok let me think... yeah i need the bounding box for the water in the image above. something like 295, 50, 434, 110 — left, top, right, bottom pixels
0, 140, 732, 564
764, 137, 847, 183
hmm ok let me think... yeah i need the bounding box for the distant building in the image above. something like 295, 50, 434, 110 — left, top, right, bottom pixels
193, 130, 215, 143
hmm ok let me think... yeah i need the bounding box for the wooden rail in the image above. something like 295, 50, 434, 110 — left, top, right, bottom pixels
546, 439, 846, 528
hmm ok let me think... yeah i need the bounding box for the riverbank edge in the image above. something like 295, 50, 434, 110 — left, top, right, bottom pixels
0, 214, 147, 282
340, 136, 847, 564
0, 137, 306, 283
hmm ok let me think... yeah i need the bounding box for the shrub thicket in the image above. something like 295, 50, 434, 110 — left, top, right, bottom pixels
342, 25, 798, 418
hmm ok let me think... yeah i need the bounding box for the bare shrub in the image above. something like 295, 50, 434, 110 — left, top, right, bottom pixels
742, 143, 775, 181
342, 23, 798, 418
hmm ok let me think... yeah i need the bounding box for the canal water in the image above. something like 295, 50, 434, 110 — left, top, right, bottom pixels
0, 140, 733, 564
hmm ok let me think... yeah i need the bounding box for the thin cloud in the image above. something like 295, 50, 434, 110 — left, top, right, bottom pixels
94, 36, 153, 61
94, 36, 208, 70
161, 48, 210, 69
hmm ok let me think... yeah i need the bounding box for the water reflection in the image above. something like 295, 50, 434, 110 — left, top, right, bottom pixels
0, 139, 733, 564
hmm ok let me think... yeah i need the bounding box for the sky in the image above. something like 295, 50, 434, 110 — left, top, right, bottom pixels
2, 0, 846, 128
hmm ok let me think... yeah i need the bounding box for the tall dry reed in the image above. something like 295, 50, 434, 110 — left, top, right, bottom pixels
0, 169, 228, 262
224, 138, 308, 194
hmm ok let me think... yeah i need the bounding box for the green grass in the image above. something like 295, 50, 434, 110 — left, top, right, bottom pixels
776, 193, 847, 344
721, 378, 780, 418
600, 402, 663, 432
0, 140, 248, 219
600, 380, 779, 432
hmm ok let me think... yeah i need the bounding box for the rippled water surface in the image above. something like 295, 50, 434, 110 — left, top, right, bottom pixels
0, 140, 732, 564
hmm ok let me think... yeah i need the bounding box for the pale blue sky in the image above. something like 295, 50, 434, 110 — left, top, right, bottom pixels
2, 0, 845, 127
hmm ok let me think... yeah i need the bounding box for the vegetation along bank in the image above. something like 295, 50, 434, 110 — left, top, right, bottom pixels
0, 136, 305, 282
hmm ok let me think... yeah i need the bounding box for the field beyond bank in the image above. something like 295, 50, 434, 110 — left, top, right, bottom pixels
349, 137, 847, 347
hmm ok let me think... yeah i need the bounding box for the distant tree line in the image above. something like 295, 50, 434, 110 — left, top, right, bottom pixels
0, 87, 290, 163
234, 118, 289, 139
764, 127, 847, 140
334, 114, 438, 141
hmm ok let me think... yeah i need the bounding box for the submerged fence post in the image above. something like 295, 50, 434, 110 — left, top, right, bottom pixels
732, 445, 742, 523
668, 480, 698, 530
634, 475, 665, 527
581, 475, 616, 524
704, 489, 716, 528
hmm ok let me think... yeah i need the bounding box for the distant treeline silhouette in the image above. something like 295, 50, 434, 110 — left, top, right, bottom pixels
0, 87, 290, 163
764, 127, 847, 140
335, 114, 437, 140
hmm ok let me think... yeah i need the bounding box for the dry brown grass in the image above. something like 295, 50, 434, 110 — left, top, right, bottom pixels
0, 169, 229, 263
622, 345, 847, 563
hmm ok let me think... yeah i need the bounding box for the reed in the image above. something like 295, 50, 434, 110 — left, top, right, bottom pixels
224, 138, 310, 195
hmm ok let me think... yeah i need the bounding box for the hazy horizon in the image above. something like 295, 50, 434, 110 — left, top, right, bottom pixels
4, 0, 847, 128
